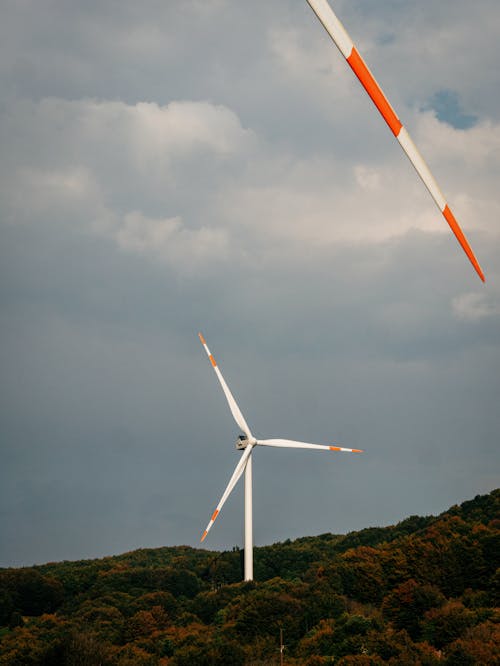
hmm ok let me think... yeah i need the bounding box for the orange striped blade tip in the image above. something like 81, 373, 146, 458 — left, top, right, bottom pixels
346, 47, 402, 137
198, 332, 206, 345
200, 530, 208, 543
442, 206, 485, 282
329, 446, 363, 453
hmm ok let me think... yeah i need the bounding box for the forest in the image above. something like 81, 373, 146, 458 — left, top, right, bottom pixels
0, 489, 498, 665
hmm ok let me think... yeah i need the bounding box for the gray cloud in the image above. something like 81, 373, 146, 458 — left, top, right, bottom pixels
1, 0, 499, 567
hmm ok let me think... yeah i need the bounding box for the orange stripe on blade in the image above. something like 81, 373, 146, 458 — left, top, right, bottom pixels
442, 205, 485, 282
346, 47, 402, 137
329, 446, 342, 451
200, 530, 208, 542
209, 355, 217, 368
352, 449, 363, 453
198, 332, 206, 345
211, 509, 219, 522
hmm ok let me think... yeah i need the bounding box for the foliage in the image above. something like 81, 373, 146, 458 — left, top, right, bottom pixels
0, 489, 498, 664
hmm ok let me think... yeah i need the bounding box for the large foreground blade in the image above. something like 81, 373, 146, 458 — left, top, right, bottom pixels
198, 332, 252, 439
306, 0, 485, 282
258, 438, 363, 453
200, 444, 254, 542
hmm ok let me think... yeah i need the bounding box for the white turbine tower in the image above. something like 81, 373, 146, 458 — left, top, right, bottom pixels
198, 332, 363, 581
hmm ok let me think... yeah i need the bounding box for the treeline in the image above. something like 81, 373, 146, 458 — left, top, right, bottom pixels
0, 489, 498, 665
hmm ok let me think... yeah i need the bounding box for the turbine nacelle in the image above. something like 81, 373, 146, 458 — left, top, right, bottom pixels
236, 435, 250, 450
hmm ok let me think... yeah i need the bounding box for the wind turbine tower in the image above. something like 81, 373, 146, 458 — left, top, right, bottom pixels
198, 332, 363, 582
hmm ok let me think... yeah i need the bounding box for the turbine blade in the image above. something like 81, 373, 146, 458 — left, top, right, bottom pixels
200, 444, 254, 542
258, 438, 363, 453
198, 332, 252, 439
306, 0, 485, 282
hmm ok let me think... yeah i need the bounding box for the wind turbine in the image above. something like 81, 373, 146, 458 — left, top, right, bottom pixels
198, 332, 363, 581
305, 0, 485, 282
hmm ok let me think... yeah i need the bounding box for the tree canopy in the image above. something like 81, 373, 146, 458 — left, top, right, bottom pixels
1, 489, 498, 665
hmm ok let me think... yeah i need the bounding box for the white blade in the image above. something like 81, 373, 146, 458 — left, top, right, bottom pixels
198, 332, 252, 439
258, 438, 363, 453
200, 444, 254, 542
306, 0, 485, 282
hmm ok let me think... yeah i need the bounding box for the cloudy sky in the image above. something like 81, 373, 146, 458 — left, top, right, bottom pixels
1, 0, 499, 568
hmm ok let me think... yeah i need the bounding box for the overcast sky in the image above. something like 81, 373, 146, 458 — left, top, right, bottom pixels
1, 0, 499, 568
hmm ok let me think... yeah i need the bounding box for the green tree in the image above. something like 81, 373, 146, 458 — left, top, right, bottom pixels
382, 579, 445, 639
422, 601, 476, 649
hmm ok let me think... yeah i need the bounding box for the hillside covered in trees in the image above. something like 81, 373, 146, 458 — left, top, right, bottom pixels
1, 489, 498, 665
